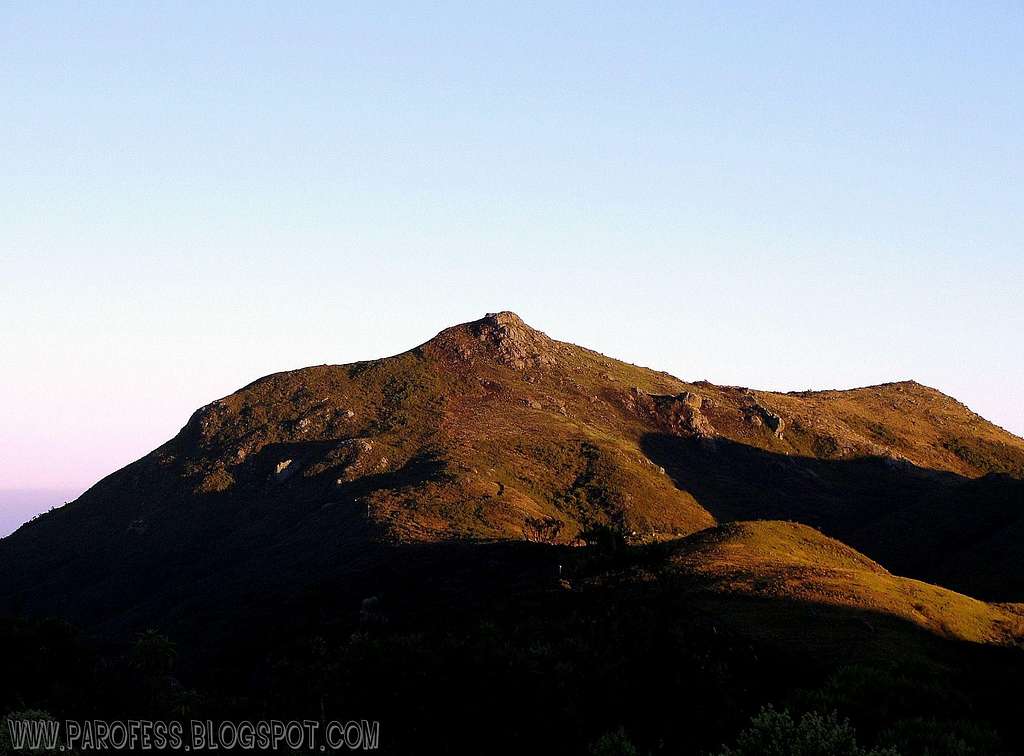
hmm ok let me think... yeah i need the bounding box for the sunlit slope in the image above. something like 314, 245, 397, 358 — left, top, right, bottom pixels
666, 521, 1024, 646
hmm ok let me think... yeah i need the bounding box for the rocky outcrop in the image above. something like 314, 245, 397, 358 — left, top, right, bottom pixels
763, 410, 784, 437
274, 459, 297, 481
744, 396, 785, 438
426, 311, 566, 371
301, 438, 378, 484
631, 388, 716, 439
469, 311, 560, 370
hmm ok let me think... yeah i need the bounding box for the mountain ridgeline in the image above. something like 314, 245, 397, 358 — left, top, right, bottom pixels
2, 311, 1024, 631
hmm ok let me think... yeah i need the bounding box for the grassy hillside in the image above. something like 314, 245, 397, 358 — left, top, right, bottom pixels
661, 521, 1024, 647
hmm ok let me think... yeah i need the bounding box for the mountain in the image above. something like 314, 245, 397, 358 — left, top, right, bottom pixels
3, 311, 1024, 754
0, 489, 80, 538
3, 311, 1022, 623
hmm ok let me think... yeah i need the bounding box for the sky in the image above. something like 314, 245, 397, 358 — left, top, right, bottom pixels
2, 2, 1022, 508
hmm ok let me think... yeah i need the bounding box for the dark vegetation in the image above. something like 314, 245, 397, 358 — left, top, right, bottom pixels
2, 535, 1022, 754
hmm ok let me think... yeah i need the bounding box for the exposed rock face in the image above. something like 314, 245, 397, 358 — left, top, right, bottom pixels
633, 388, 716, 438
300, 438, 377, 483
763, 410, 784, 437
469, 311, 560, 370
274, 459, 296, 481
744, 396, 785, 438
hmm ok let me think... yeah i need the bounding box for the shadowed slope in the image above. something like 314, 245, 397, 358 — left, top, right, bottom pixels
641, 433, 1024, 601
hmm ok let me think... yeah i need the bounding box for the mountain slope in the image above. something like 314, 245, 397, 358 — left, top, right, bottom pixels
2, 311, 1024, 634
661, 521, 1024, 647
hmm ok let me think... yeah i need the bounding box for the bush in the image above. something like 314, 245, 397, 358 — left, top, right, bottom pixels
588, 726, 638, 756
0, 710, 57, 756
878, 717, 1001, 756
716, 706, 899, 756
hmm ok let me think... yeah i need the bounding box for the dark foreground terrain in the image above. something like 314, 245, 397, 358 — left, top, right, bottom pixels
3, 313, 1024, 754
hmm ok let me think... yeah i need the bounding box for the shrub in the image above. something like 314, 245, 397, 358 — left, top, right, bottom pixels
0, 710, 57, 756
716, 706, 899, 756
588, 726, 638, 756
878, 717, 1001, 756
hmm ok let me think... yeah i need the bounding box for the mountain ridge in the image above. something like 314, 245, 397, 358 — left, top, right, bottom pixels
2, 311, 1023, 635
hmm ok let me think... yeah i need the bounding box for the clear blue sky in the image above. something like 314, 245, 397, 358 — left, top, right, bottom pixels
2, 2, 1022, 493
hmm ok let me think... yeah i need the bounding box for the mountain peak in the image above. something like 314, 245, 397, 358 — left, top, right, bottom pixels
482, 310, 527, 327
469, 311, 559, 369
428, 311, 561, 370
